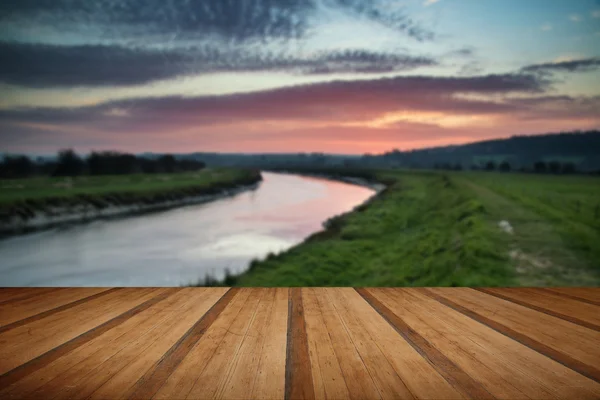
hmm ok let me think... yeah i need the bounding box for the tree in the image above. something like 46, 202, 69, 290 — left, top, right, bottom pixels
533, 161, 547, 174
499, 161, 511, 172
0, 155, 34, 178
548, 161, 561, 174
562, 162, 577, 174
53, 149, 84, 176
87, 151, 139, 175
157, 154, 177, 173
485, 161, 496, 171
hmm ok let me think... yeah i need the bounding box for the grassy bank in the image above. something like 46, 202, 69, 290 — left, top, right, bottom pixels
227, 169, 600, 287
0, 168, 261, 228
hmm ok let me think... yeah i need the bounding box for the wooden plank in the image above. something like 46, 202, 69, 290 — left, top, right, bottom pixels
339, 289, 464, 400
0, 288, 150, 365
286, 288, 316, 400
544, 288, 600, 304
22, 287, 205, 400
356, 289, 494, 399
84, 288, 227, 400
412, 288, 600, 400
53, 288, 228, 400
0, 288, 118, 333
423, 288, 600, 385
1, 287, 599, 400
218, 288, 278, 399
124, 287, 239, 400
477, 288, 600, 331
303, 288, 350, 400
541, 288, 600, 306
152, 288, 253, 400
314, 288, 381, 400
382, 288, 559, 399
251, 288, 288, 400
183, 288, 262, 400
0, 288, 61, 305
327, 288, 414, 399
0, 288, 173, 388
0, 288, 103, 326
357, 288, 494, 400
0, 288, 188, 399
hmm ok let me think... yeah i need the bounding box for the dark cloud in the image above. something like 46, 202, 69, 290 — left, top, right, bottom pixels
0, 1, 440, 88
0, 42, 193, 87
0, 0, 433, 43
302, 50, 437, 74
0, 41, 437, 88
327, 0, 435, 41
0, 0, 314, 42
521, 58, 600, 75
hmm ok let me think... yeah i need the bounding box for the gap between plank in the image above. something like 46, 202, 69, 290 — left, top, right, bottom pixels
537, 288, 600, 307
355, 288, 494, 400
285, 288, 315, 400
421, 288, 600, 384
0, 288, 178, 390
126, 287, 240, 399
0, 288, 121, 334
475, 288, 600, 332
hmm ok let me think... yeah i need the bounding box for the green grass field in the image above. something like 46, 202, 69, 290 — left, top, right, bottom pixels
0, 168, 259, 205
0, 167, 261, 225
231, 169, 600, 287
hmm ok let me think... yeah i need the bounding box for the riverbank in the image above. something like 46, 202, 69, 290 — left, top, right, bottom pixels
205, 169, 600, 287
0, 168, 262, 237
267, 169, 387, 193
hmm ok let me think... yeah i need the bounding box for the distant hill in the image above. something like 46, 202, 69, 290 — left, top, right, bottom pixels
175, 152, 361, 168
361, 130, 600, 171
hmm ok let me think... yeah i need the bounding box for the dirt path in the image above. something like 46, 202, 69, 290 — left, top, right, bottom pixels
457, 178, 600, 286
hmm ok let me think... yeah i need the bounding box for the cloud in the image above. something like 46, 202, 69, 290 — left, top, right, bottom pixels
593, 10, 600, 18
0, 0, 313, 43
521, 57, 600, 75
0, 42, 194, 87
325, 0, 436, 41
0, 72, 550, 130
3, 73, 597, 154
0, 41, 438, 88
569, 14, 582, 22
424, 0, 440, 6
540, 23, 553, 31
0, 0, 435, 45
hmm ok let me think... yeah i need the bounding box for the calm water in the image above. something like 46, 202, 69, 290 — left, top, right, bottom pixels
0, 172, 375, 286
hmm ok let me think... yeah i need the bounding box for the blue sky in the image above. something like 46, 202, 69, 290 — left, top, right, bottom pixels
0, 0, 599, 154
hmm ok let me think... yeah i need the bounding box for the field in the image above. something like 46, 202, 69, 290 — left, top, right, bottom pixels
231, 169, 600, 287
0, 168, 260, 206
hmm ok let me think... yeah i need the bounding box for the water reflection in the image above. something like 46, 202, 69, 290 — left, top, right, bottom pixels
0, 172, 375, 286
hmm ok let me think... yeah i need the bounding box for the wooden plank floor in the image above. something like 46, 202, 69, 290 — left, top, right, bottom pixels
0, 288, 599, 399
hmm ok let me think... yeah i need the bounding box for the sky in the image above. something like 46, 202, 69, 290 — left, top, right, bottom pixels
0, 0, 599, 155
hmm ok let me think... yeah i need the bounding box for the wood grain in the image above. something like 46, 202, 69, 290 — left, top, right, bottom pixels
0, 288, 174, 389
423, 288, 600, 384
357, 288, 494, 400
125, 287, 238, 399
0, 287, 599, 400
477, 288, 600, 331
0, 288, 118, 334
541, 288, 600, 306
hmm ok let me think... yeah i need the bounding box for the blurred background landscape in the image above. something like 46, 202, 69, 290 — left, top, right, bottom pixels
1, 0, 599, 286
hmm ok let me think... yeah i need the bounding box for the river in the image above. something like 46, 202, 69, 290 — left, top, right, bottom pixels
0, 172, 376, 286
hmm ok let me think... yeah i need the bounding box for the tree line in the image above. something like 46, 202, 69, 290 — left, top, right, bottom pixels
0, 149, 206, 179
434, 160, 580, 174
